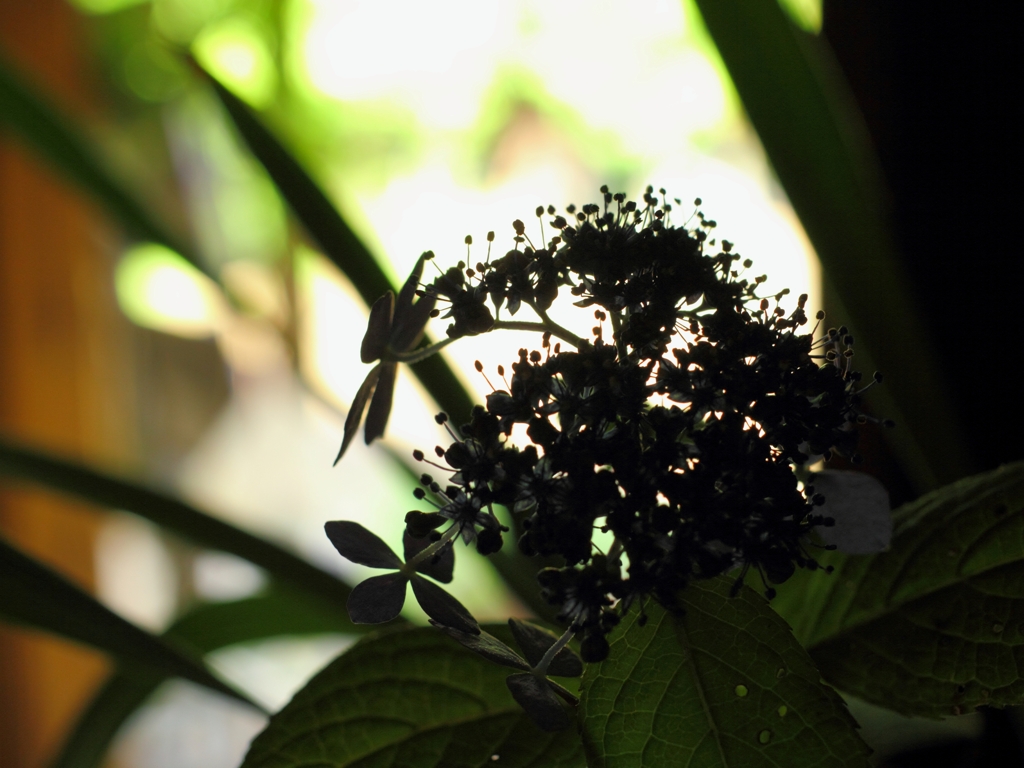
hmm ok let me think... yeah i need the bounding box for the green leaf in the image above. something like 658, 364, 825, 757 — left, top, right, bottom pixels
579, 579, 870, 768
692, 0, 969, 489
0, 441, 352, 610
774, 461, 1024, 718
241, 624, 586, 768
0, 54, 207, 276
50, 587, 357, 768
198, 68, 476, 427
0, 535, 259, 711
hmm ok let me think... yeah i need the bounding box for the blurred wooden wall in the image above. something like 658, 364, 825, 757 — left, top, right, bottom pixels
0, 1, 137, 766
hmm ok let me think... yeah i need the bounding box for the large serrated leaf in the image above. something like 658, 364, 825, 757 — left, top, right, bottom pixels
241, 625, 585, 768
0, 536, 259, 711
0, 441, 352, 611
579, 578, 870, 768
774, 462, 1024, 718
50, 588, 357, 768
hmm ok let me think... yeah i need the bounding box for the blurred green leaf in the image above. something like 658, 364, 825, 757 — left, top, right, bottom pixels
0, 441, 351, 609
0, 535, 259, 710
0, 53, 207, 276
692, 0, 969, 490
241, 624, 586, 768
773, 461, 1024, 718
198, 68, 476, 426
50, 587, 358, 768
579, 578, 870, 768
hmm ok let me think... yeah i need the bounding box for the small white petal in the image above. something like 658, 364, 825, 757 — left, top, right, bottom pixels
811, 470, 891, 554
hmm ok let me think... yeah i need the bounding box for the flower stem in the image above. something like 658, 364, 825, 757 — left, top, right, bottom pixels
389, 313, 582, 366
534, 623, 578, 675
529, 302, 585, 348
387, 337, 458, 363
404, 524, 461, 571
609, 310, 627, 360
493, 318, 583, 349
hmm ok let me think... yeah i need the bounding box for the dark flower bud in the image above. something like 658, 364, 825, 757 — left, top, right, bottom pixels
405, 510, 445, 538
476, 527, 504, 555
580, 632, 610, 663
763, 554, 796, 585
444, 442, 473, 469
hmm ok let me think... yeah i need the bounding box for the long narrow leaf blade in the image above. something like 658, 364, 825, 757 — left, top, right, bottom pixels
0, 55, 206, 276
0, 442, 351, 608
692, 0, 969, 489
50, 588, 358, 768
204, 74, 388, 305
0, 536, 258, 710
199, 69, 475, 425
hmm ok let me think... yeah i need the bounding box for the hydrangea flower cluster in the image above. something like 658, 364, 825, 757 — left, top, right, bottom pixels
326, 187, 889, 730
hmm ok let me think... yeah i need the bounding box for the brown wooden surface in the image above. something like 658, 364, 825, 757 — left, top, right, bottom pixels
0, 1, 135, 765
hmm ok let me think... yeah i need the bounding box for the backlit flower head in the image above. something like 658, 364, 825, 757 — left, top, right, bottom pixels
329, 186, 892, 727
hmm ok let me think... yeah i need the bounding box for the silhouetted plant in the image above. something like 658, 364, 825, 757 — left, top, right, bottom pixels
327, 186, 892, 730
